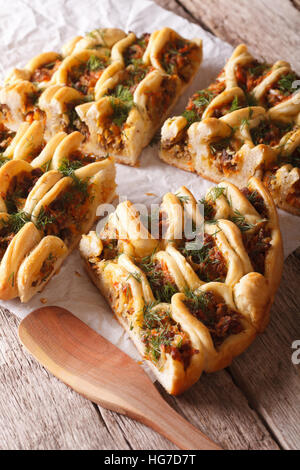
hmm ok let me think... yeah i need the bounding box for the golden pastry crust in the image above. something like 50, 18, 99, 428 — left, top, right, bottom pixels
80, 179, 282, 394
0, 102, 116, 302
159, 43, 300, 216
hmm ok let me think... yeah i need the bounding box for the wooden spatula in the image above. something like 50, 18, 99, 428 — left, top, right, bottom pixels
18, 306, 221, 450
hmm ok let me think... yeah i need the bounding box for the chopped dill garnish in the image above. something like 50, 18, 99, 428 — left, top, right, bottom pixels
35, 207, 56, 230
87, 55, 105, 71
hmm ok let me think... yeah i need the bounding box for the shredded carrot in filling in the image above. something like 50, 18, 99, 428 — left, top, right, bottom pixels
32, 252, 58, 287
235, 61, 271, 93
68, 55, 108, 95
182, 80, 226, 125
264, 71, 299, 108
31, 58, 62, 83
145, 76, 178, 121
160, 37, 199, 82
123, 33, 150, 67
38, 181, 91, 245
141, 304, 196, 369
184, 291, 244, 349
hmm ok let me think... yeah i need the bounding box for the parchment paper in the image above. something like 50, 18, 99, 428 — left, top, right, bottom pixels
1, 0, 299, 370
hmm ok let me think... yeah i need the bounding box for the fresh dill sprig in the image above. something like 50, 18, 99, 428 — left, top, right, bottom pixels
35, 207, 56, 230
182, 109, 199, 126
87, 55, 105, 71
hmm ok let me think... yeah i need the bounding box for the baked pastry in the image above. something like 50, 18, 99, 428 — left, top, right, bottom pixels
0, 121, 116, 302
76, 28, 202, 165
160, 44, 300, 215
1, 27, 202, 166
80, 177, 283, 394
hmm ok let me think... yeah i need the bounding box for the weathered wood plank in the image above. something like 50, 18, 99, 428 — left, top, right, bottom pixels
0, 307, 130, 450
0, 304, 280, 450
157, 370, 279, 450
167, 0, 300, 72
228, 251, 300, 450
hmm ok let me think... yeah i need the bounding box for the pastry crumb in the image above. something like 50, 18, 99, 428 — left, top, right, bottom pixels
75, 270, 81, 277
145, 192, 158, 197
40, 298, 47, 304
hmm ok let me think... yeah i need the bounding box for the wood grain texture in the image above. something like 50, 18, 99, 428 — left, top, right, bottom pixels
162, 0, 300, 73
0, 307, 130, 450
228, 250, 300, 450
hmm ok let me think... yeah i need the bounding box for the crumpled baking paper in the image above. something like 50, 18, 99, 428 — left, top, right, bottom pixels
1, 0, 299, 373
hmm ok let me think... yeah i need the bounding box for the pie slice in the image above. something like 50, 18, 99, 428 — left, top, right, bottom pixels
80, 177, 282, 394
0, 122, 116, 302
76, 28, 202, 165
160, 43, 300, 216
1, 27, 202, 167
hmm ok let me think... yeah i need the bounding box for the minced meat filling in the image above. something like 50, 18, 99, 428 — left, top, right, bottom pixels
183, 80, 226, 125
39, 182, 91, 244
32, 252, 57, 287
241, 187, 269, 218
141, 304, 196, 369
68, 56, 108, 96
123, 33, 150, 67
184, 291, 244, 349
209, 137, 239, 174
243, 227, 271, 274
31, 59, 62, 83
0, 229, 15, 260
137, 256, 178, 303
235, 61, 271, 93
101, 238, 119, 260
180, 233, 227, 283
250, 120, 293, 147
283, 146, 300, 168
3, 169, 43, 213
68, 151, 98, 167
145, 76, 178, 122
160, 37, 199, 82
0, 125, 15, 152
286, 180, 300, 209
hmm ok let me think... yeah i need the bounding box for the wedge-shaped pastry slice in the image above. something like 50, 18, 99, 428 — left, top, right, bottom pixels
80, 179, 282, 394
17, 235, 68, 302
76, 28, 202, 165
160, 43, 300, 216
0, 216, 41, 300
79, 244, 204, 395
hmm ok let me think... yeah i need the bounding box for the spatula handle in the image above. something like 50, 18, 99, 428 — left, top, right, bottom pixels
142, 398, 222, 450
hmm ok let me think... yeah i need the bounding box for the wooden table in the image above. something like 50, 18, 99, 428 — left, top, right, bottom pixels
1, 0, 300, 450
